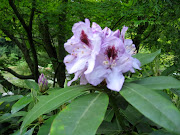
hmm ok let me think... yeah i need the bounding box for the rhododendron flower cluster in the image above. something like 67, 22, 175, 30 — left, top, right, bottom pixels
64, 19, 141, 92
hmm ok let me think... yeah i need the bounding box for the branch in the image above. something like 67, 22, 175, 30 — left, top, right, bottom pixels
8, 0, 29, 32
29, 0, 36, 31
142, 25, 156, 41
1, 67, 34, 79
111, 16, 125, 30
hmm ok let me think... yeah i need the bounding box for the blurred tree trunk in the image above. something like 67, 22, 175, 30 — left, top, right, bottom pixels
38, 20, 65, 87
56, 0, 68, 87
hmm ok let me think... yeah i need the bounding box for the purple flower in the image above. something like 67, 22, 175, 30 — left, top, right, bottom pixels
85, 27, 141, 91
38, 73, 48, 92
64, 19, 141, 91
85, 36, 128, 91
64, 19, 102, 86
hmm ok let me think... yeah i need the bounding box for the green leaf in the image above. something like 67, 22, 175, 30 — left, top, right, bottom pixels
120, 83, 180, 134
20, 85, 93, 131
96, 121, 121, 134
0, 111, 27, 123
25, 80, 39, 91
133, 49, 161, 66
11, 95, 32, 114
120, 105, 143, 125
37, 116, 56, 135
0, 95, 23, 103
50, 93, 109, 135
104, 109, 114, 122
24, 127, 35, 135
134, 76, 180, 90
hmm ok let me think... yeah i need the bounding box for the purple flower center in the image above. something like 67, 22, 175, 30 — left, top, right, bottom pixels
80, 30, 90, 46
106, 46, 118, 60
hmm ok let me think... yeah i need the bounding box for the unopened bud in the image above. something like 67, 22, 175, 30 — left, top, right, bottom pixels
38, 73, 48, 92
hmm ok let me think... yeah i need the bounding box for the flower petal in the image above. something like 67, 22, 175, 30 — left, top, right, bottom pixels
80, 74, 88, 85
120, 26, 128, 42
84, 55, 95, 74
67, 57, 88, 74
92, 22, 102, 33
102, 27, 112, 37
67, 71, 82, 86
85, 65, 108, 86
106, 70, 125, 92
85, 18, 90, 27
112, 29, 120, 38
132, 58, 141, 70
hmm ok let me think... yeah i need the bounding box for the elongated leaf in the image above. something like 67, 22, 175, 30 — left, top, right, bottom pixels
11, 95, 32, 114
0, 95, 23, 102
50, 93, 109, 135
133, 49, 161, 66
24, 127, 35, 135
120, 83, 180, 134
20, 85, 93, 131
0, 111, 27, 123
25, 80, 39, 91
134, 76, 180, 90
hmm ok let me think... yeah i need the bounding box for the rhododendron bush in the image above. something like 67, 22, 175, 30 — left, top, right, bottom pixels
1, 19, 180, 135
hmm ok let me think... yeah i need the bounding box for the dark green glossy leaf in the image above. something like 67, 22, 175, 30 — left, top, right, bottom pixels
120, 83, 180, 134
50, 93, 109, 135
20, 85, 93, 131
